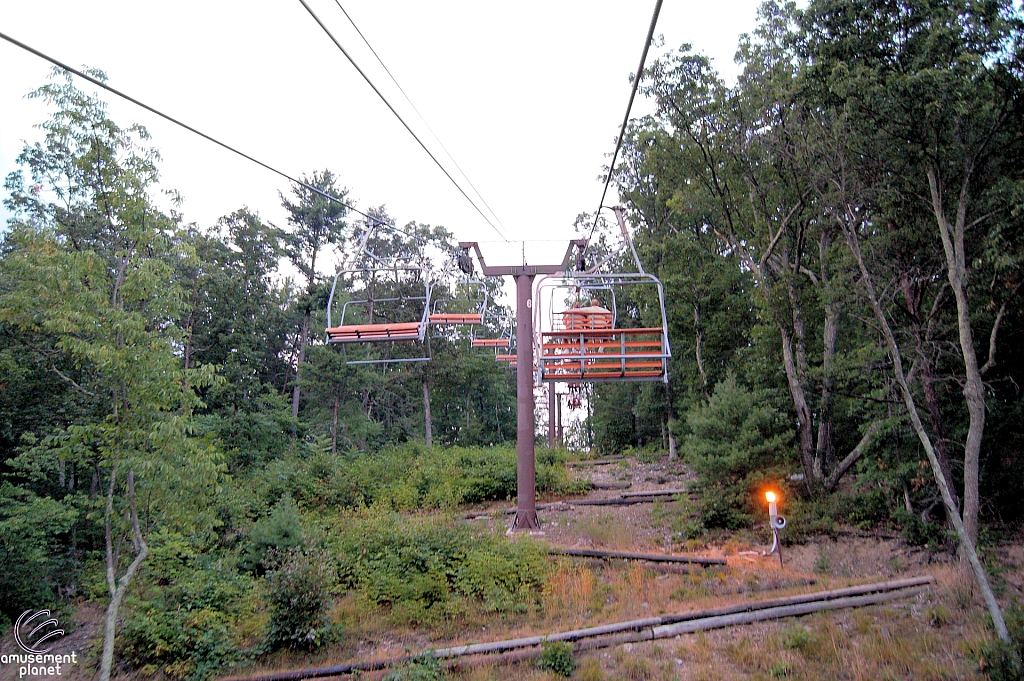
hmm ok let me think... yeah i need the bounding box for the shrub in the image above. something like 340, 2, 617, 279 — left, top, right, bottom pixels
239, 494, 305, 574
682, 375, 793, 529
538, 640, 577, 677
331, 509, 549, 623
0, 484, 77, 626
119, 533, 256, 680
264, 548, 337, 651
976, 602, 1024, 681
382, 654, 444, 681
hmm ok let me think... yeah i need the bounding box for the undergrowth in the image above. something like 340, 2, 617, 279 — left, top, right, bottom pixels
243, 444, 587, 511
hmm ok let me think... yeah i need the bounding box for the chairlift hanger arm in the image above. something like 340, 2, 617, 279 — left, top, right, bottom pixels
458, 240, 587, 277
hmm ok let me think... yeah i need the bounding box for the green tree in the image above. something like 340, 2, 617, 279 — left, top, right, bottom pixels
1, 70, 222, 680
281, 171, 349, 432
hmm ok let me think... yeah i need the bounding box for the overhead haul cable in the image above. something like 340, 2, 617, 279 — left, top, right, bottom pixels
330, 0, 508, 237
0, 30, 416, 233
585, 0, 664, 253
296, 0, 509, 242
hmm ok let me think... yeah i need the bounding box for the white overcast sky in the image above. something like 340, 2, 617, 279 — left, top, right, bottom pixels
1, 0, 767, 270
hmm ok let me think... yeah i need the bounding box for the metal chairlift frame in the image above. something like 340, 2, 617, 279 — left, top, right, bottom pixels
428, 278, 489, 327
533, 206, 672, 383
470, 307, 513, 355
535, 272, 671, 383
325, 258, 434, 365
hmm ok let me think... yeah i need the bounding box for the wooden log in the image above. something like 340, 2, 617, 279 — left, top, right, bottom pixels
620, 488, 688, 498
592, 482, 632, 490
218, 576, 933, 681
446, 585, 931, 674
566, 496, 664, 506
653, 585, 931, 637
659, 575, 934, 624
568, 457, 624, 467
549, 546, 726, 566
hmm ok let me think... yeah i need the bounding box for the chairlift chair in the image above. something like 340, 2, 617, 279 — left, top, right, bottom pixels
428, 278, 488, 327
470, 307, 513, 356
535, 272, 671, 383
325, 260, 434, 365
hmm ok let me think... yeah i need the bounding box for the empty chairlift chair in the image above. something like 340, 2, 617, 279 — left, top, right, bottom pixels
325, 262, 433, 364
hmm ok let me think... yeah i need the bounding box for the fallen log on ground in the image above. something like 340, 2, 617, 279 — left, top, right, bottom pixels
219, 576, 933, 681
565, 496, 667, 506
549, 546, 726, 566
620, 488, 688, 498
567, 457, 624, 467
592, 482, 632, 490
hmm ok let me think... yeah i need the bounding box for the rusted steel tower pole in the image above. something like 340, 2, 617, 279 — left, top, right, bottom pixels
460, 240, 585, 532
515, 273, 539, 529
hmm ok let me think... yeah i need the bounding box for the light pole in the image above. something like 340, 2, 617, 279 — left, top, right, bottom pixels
764, 491, 787, 567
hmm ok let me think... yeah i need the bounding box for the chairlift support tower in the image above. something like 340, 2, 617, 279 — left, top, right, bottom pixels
459, 239, 586, 533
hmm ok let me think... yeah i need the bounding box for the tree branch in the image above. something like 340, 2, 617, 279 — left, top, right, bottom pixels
825, 420, 882, 491
980, 281, 1021, 375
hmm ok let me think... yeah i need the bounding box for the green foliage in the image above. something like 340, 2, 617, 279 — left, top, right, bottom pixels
975, 602, 1024, 681
0, 484, 77, 626
330, 509, 549, 624
264, 548, 337, 651
250, 444, 582, 512
119, 533, 256, 680
538, 640, 577, 677
682, 375, 793, 529
382, 654, 444, 681
239, 495, 305, 574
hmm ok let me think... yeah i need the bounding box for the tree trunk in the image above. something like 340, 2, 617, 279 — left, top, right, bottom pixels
290, 308, 311, 435
100, 470, 149, 681
928, 166, 984, 544
331, 396, 339, 455
780, 322, 816, 487
843, 218, 1009, 644
422, 375, 433, 447
693, 298, 708, 397
824, 421, 881, 491
814, 302, 839, 479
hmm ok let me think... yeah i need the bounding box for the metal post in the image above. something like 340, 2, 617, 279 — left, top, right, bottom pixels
458, 239, 584, 534
511, 273, 540, 532
548, 384, 556, 449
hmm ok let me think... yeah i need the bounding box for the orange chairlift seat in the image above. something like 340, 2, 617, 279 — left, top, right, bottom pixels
428, 279, 487, 327
325, 262, 433, 364
537, 274, 671, 383
537, 205, 671, 383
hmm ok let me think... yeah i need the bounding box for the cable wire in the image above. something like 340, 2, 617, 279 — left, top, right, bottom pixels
0, 30, 388, 224
0, 30, 452, 245
331, 0, 509, 236
296, 0, 509, 242
585, 0, 664, 253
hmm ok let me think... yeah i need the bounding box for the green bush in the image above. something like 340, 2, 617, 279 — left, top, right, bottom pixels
382, 654, 444, 681
0, 484, 77, 627
239, 494, 305, 574
119, 533, 255, 680
330, 509, 549, 623
538, 640, 577, 677
976, 602, 1024, 681
682, 375, 793, 529
235, 445, 585, 513
264, 548, 337, 651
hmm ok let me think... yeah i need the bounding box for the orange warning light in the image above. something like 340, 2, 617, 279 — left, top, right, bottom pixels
765, 491, 777, 503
